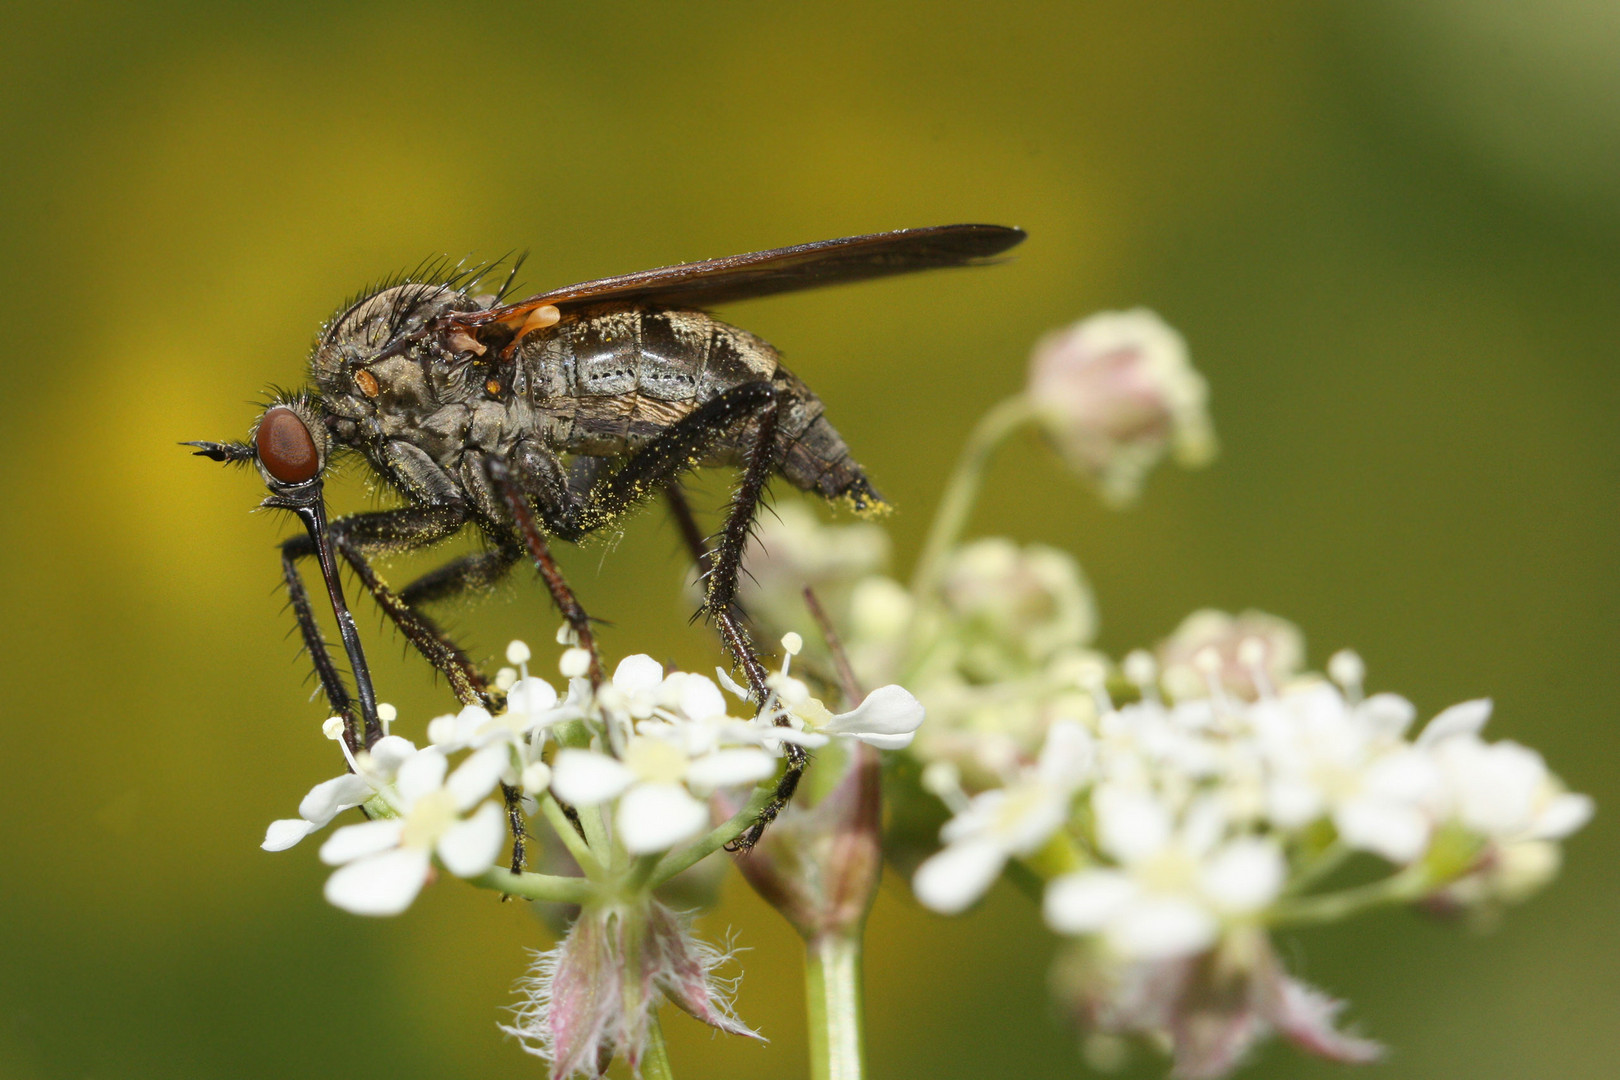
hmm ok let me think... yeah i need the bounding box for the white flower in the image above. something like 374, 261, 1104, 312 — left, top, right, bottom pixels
736, 636, 925, 751
550, 727, 776, 855
1026, 308, 1216, 504
1044, 791, 1286, 961
1250, 682, 1439, 862
261, 734, 419, 851
1418, 700, 1594, 843
317, 743, 508, 915
913, 720, 1094, 914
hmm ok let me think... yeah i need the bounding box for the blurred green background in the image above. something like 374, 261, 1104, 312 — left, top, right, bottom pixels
3, 2, 1617, 1078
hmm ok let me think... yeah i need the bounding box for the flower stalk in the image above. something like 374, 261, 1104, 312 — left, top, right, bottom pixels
806, 932, 866, 1080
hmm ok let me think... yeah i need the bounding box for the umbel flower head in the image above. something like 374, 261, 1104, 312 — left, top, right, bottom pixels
909, 639, 1592, 1077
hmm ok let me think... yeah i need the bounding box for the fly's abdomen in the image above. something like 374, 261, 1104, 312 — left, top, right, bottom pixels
522, 306, 884, 511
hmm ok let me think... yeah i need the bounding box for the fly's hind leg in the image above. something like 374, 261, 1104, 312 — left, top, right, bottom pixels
542, 382, 803, 849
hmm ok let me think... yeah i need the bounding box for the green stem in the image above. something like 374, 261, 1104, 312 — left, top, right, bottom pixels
806, 933, 865, 1080
642, 1012, 676, 1080
907, 394, 1037, 622
540, 794, 602, 875
466, 866, 595, 904
649, 783, 776, 887
1268, 864, 1430, 927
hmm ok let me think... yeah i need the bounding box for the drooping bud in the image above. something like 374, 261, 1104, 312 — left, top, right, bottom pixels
1026, 308, 1216, 505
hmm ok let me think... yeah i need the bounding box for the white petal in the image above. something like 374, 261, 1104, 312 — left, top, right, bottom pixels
550, 749, 635, 806
849, 730, 919, 750
508, 676, 559, 716
1418, 699, 1493, 745
521, 761, 552, 795
448, 745, 509, 810
1043, 870, 1136, 933
912, 837, 1008, 914
1359, 693, 1417, 738
323, 848, 431, 916
1335, 799, 1430, 862
684, 748, 776, 790
395, 749, 449, 804
297, 774, 372, 827
1529, 793, 1594, 840
1200, 838, 1286, 912
263, 818, 318, 851
1106, 896, 1217, 960
715, 666, 751, 700
436, 802, 506, 876
825, 685, 925, 740
615, 783, 709, 854
678, 675, 729, 721
319, 819, 404, 865
1036, 720, 1096, 785
364, 735, 419, 777
1094, 786, 1172, 864
613, 654, 666, 695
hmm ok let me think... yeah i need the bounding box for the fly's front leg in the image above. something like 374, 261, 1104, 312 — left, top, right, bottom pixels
283, 502, 503, 710
280, 540, 367, 749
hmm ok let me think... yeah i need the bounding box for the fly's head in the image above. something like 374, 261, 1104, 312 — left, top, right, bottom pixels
185, 392, 334, 514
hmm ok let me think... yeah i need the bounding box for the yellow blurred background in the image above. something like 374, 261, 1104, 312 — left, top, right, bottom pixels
2, 3, 1617, 1078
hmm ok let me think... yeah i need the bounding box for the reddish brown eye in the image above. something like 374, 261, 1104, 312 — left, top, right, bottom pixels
256, 406, 320, 484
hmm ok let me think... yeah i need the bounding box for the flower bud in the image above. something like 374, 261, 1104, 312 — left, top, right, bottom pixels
1155, 609, 1305, 702
1027, 308, 1216, 504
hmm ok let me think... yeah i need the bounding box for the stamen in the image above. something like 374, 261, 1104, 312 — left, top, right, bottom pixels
1122, 649, 1161, 704
377, 701, 397, 737
1328, 648, 1366, 704
1193, 645, 1232, 712
1237, 637, 1274, 700
1076, 657, 1113, 713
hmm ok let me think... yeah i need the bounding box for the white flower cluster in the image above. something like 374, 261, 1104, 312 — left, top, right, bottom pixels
909, 646, 1591, 1073
915, 653, 1592, 954
263, 634, 923, 916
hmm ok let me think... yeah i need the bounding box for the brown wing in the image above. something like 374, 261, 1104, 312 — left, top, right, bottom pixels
449, 224, 1025, 333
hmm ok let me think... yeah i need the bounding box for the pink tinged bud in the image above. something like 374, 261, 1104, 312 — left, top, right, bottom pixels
503, 901, 761, 1079
729, 744, 884, 939
1052, 933, 1380, 1080
1155, 609, 1305, 703
1027, 309, 1216, 505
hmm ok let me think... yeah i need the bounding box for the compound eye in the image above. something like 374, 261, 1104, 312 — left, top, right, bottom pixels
256, 406, 321, 484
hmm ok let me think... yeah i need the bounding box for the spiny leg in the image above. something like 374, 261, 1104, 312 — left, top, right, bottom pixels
483, 455, 605, 687
284, 503, 507, 710
280, 541, 366, 750
701, 399, 811, 850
